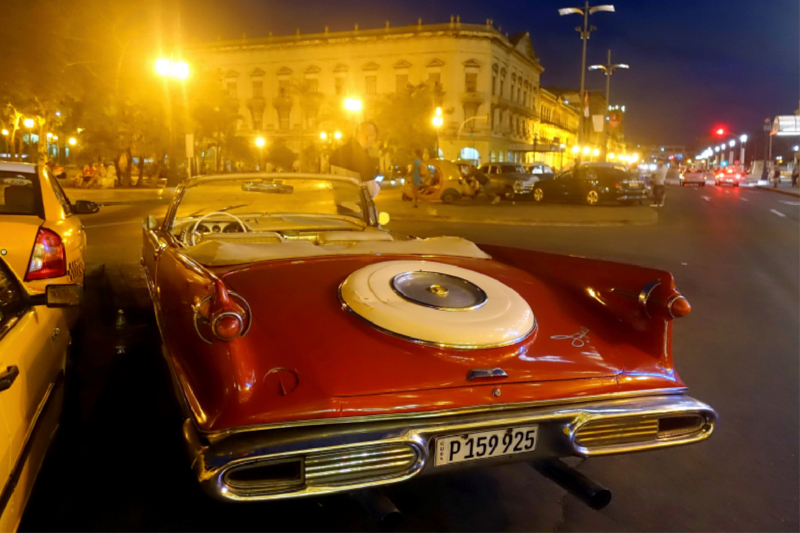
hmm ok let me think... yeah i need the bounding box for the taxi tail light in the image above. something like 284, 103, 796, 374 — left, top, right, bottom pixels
25, 228, 66, 281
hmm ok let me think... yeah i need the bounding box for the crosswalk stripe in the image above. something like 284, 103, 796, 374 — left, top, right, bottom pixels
770, 209, 787, 218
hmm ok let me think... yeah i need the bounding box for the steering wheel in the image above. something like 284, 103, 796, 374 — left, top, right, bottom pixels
189, 211, 249, 246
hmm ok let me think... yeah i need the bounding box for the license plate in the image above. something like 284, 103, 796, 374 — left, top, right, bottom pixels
628, 182, 641, 188
435, 426, 538, 466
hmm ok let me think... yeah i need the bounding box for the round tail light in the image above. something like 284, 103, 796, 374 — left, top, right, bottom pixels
668, 295, 691, 318
213, 312, 243, 341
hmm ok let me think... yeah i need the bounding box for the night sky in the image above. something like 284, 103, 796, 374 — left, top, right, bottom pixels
178, 0, 799, 154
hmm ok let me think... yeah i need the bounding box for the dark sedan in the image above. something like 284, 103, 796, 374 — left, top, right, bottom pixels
532, 163, 648, 206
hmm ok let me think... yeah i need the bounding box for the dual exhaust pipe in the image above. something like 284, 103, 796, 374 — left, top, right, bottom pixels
350, 458, 610, 527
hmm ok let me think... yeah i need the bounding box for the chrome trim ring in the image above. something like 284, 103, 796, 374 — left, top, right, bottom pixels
390, 270, 488, 312
193, 291, 252, 343
339, 284, 536, 351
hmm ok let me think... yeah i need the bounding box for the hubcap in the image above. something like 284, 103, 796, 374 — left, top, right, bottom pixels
534, 189, 543, 201
587, 191, 599, 205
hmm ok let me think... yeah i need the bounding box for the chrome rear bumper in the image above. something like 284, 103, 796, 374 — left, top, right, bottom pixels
184, 393, 716, 502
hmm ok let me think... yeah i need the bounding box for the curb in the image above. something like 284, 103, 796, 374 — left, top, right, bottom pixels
387, 214, 658, 227
755, 186, 800, 198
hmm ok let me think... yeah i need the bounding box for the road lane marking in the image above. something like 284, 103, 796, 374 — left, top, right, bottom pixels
779, 201, 800, 206
702, 196, 711, 202
85, 221, 141, 228
741, 198, 748, 201
770, 209, 787, 218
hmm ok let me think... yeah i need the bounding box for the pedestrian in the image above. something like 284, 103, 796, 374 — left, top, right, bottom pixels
329, 121, 380, 197
650, 160, 667, 207
791, 159, 798, 188
467, 164, 500, 204
772, 165, 781, 188
405, 150, 430, 208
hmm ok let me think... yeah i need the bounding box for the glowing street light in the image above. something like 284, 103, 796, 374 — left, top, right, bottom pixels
320, 132, 327, 140
68, 137, 77, 146
432, 107, 443, 155
344, 98, 362, 112
582, 146, 591, 155
608, 152, 616, 160
334, 131, 342, 140
255, 137, 266, 148
23, 118, 35, 160
156, 58, 189, 79
432, 115, 444, 128
572, 145, 581, 153
23, 118, 34, 128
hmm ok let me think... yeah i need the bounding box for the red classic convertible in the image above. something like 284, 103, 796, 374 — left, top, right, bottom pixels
141, 173, 715, 511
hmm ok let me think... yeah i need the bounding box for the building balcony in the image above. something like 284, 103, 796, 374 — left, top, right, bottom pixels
461, 91, 485, 105
247, 97, 266, 110
272, 95, 293, 109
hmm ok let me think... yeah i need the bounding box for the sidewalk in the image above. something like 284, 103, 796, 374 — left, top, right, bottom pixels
376, 189, 657, 227
754, 181, 800, 197
65, 186, 658, 226
65, 187, 176, 205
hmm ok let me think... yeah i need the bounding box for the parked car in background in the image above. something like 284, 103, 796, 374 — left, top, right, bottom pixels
523, 162, 555, 181
714, 167, 744, 187
0, 257, 82, 532
401, 159, 476, 203
141, 173, 716, 510
477, 163, 536, 200
680, 168, 708, 187
0, 162, 98, 296
532, 162, 648, 205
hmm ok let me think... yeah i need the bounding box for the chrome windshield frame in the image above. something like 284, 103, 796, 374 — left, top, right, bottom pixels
163, 173, 372, 234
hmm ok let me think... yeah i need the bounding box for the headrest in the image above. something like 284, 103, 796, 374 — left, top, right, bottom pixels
3, 185, 35, 212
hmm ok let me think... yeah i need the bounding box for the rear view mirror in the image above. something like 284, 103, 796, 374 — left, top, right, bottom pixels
145, 215, 159, 231
73, 200, 100, 214
242, 182, 294, 194
30, 284, 84, 308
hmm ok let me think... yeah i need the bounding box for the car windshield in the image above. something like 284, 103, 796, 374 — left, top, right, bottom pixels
0, 170, 40, 216
173, 175, 367, 232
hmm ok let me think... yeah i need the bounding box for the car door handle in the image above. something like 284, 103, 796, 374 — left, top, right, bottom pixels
0, 366, 19, 392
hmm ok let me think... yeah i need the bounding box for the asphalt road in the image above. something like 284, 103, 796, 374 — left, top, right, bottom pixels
20, 185, 799, 532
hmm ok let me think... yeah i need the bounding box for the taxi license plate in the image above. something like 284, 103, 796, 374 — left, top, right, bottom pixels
435, 426, 538, 466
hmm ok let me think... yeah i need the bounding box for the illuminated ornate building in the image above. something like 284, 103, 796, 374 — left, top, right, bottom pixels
190, 18, 547, 168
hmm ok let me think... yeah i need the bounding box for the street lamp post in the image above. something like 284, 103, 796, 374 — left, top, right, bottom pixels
1, 129, 8, 160
728, 139, 736, 165
156, 58, 190, 185
432, 107, 443, 158
559, 2, 615, 148
714, 146, 720, 166
739, 134, 747, 167
588, 49, 628, 161
23, 118, 35, 161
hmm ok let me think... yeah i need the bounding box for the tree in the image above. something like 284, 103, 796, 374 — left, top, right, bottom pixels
373, 83, 440, 167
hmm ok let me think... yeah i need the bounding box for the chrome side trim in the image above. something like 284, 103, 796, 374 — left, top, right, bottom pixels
203, 386, 688, 440
638, 281, 661, 318
467, 368, 508, 380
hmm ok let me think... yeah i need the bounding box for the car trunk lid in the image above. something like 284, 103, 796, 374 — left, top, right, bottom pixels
221, 255, 628, 398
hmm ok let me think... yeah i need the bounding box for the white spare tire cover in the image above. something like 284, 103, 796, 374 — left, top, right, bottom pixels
340, 260, 535, 349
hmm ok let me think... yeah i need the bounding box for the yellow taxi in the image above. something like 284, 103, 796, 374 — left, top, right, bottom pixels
0, 162, 98, 296
0, 256, 83, 531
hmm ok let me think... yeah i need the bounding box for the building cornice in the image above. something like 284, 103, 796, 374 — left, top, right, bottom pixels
190, 21, 543, 71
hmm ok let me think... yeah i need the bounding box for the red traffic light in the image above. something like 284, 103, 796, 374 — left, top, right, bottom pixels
715, 128, 725, 136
